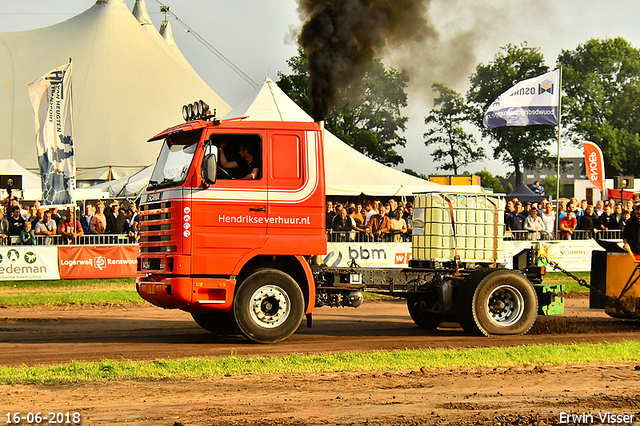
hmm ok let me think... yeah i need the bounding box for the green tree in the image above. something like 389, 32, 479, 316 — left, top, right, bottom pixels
475, 168, 504, 193
278, 50, 409, 166
424, 83, 485, 174
403, 168, 429, 180
540, 175, 564, 199
558, 37, 640, 176
467, 43, 557, 185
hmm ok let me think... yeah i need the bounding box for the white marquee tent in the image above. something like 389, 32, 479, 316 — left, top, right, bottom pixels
93, 78, 485, 198
0, 0, 230, 181
224, 78, 485, 196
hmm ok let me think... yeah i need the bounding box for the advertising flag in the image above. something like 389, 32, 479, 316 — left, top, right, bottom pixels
483, 69, 561, 129
583, 141, 605, 193
28, 62, 76, 206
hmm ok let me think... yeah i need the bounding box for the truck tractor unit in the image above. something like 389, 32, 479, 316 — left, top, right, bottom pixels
136, 103, 563, 344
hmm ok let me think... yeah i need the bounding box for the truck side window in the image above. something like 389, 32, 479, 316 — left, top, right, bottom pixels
209, 134, 262, 180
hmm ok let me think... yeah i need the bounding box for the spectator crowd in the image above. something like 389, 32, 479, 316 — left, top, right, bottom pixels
0, 197, 140, 246
504, 197, 640, 241
326, 198, 413, 242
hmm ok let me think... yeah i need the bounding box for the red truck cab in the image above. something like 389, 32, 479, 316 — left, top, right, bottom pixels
137, 117, 326, 343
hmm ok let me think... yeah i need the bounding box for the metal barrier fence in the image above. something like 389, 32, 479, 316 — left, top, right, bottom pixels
326, 230, 410, 243
1, 234, 132, 246
328, 229, 623, 242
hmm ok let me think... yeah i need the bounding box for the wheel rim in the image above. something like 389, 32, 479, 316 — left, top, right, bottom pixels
248, 284, 291, 329
484, 284, 525, 327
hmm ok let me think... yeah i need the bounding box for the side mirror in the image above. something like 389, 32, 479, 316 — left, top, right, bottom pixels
201, 144, 218, 185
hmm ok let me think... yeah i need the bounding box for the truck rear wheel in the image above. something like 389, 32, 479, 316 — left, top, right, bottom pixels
191, 311, 238, 334
406, 297, 443, 329
233, 269, 304, 344
457, 270, 537, 336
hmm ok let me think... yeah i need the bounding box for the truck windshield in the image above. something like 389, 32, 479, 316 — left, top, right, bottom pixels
148, 130, 201, 189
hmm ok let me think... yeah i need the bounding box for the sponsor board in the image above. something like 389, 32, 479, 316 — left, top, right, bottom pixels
503, 240, 604, 271
324, 242, 412, 268
0, 246, 59, 280
58, 245, 140, 279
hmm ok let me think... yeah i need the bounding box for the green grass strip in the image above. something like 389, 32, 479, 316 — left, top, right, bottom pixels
1, 341, 638, 385
0, 278, 135, 289
0, 290, 144, 307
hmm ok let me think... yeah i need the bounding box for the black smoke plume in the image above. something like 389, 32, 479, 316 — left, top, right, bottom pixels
297, 0, 435, 121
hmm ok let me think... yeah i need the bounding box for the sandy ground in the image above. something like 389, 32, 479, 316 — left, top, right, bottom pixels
1, 297, 640, 425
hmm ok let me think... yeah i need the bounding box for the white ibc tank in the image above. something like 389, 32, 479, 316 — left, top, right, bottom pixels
412, 192, 505, 263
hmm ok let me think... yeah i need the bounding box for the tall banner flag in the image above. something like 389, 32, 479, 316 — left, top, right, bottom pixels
483, 69, 561, 129
28, 62, 76, 206
583, 141, 605, 193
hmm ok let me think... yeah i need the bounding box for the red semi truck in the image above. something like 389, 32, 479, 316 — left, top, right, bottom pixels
137, 103, 560, 344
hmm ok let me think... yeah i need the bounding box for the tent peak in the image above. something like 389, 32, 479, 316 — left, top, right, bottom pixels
96, 0, 125, 4
159, 19, 176, 47
132, 0, 153, 26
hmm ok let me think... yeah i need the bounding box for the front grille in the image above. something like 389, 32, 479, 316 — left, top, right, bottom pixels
140, 201, 176, 254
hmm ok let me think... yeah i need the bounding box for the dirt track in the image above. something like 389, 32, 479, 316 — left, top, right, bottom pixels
1, 298, 640, 425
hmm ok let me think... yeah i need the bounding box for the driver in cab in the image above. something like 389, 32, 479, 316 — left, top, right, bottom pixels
219, 141, 261, 180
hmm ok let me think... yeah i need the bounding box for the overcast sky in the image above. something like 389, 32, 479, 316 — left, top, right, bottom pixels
2, 0, 639, 178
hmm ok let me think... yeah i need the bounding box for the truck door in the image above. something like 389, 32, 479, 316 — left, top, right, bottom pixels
190, 133, 268, 276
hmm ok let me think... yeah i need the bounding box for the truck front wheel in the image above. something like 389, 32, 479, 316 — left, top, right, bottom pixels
233, 269, 304, 344
457, 270, 538, 336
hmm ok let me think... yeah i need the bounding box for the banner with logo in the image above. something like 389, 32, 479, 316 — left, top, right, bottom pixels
323, 242, 412, 268
583, 141, 605, 193
483, 69, 561, 129
0, 246, 60, 280
28, 62, 76, 206
58, 245, 139, 279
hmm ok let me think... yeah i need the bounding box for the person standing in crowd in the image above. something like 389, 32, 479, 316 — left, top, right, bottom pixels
8, 205, 25, 241
90, 201, 107, 235
59, 208, 84, 244
594, 200, 604, 217
558, 210, 577, 240
27, 205, 38, 226
404, 203, 414, 238
504, 200, 515, 224
579, 205, 599, 236
325, 201, 335, 230
353, 203, 364, 225
0, 207, 9, 245
506, 201, 525, 235
597, 205, 615, 232
81, 203, 94, 235
50, 207, 62, 227
524, 208, 545, 240
388, 198, 398, 218
623, 204, 640, 259
34, 209, 57, 245
541, 202, 556, 237
331, 206, 353, 241
125, 205, 140, 243
19, 221, 36, 245
363, 201, 378, 228
612, 204, 625, 230
389, 206, 408, 242
368, 204, 391, 242
106, 200, 126, 235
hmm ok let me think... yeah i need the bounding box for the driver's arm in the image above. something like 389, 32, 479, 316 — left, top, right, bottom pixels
219, 146, 238, 169
240, 167, 259, 180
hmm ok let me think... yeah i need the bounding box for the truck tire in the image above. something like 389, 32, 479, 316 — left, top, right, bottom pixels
456, 270, 537, 336
191, 311, 239, 335
233, 269, 304, 344
406, 297, 443, 329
